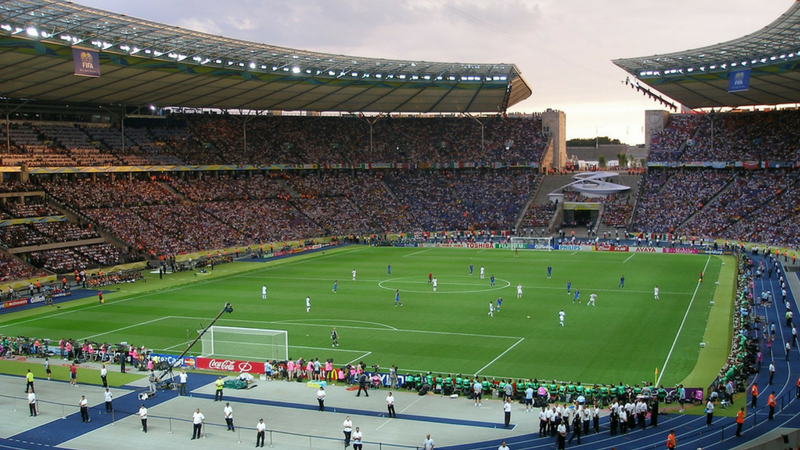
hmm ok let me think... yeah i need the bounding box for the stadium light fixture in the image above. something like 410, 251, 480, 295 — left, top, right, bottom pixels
249, 62, 256, 69
0, 24, 11, 31
25, 27, 37, 37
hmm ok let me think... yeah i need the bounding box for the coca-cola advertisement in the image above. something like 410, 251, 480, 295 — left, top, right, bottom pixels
195, 357, 264, 374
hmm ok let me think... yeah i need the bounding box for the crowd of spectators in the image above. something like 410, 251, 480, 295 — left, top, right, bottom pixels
649, 110, 800, 163
27, 243, 124, 272
0, 201, 59, 219
679, 170, 797, 238
520, 202, 557, 229
632, 169, 733, 234
0, 253, 47, 283
42, 178, 181, 209
133, 114, 548, 166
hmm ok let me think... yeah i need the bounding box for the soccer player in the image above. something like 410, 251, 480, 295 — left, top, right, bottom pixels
387, 264, 391, 275
480, 266, 485, 279
489, 302, 495, 317
619, 275, 625, 288
566, 280, 572, 295
469, 264, 474, 275
573, 290, 580, 304
490, 275, 496, 287
496, 296, 503, 311
587, 292, 597, 306
394, 290, 403, 307
306, 296, 311, 313
559, 309, 565, 327
262, 285, 267, 300
654, 286, 660, 300
547, 266, 552, 279
331, 327, 339, 347
517, 284, 523, 299
332, 280, 338, 293
352, 269, 357, 281
428, 272, 433, 284
432, 277, 438, 292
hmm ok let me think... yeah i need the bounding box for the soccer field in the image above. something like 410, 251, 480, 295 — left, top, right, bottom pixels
0, 246, 733, 387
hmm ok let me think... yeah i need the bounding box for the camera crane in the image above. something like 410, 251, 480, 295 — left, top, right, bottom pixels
156, 302, 233, 383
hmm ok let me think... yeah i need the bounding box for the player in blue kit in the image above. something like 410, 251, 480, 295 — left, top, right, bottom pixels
469, 264, 474, 276
619, 275, 625, 288
332, 280, 338, 293
490, 275, 496, 287
394, 290, 403, 307
547, 266, 552, 279
573, 290, 580, 303
496, 296, 503, 311
566, 280, 572, 295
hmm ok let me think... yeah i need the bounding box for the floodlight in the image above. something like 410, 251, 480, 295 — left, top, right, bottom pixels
249, 62, 256, 69
25, 27, 37, 37
0, 24, 11, 31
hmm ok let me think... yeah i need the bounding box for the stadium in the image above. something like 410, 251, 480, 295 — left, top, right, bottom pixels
0, 1, 798, 450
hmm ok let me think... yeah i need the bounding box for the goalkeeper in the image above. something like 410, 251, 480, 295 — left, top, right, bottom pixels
331, 327, 339, 347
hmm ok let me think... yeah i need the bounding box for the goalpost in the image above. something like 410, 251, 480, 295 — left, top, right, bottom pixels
509, 236, 553, 251
201, 326, 288, 361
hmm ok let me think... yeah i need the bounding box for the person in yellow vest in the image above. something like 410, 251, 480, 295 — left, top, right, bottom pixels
25, 369, 34, 392
214, 376, 224, 401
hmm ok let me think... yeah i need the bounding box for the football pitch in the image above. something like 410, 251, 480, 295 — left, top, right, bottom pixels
0, 245, 734, 388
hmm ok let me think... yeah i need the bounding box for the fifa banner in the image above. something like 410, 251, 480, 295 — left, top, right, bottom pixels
72, 48, 101, 77
728, 69, 750, 93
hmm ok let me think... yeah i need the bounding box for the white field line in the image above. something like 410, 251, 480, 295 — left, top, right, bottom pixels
656, 256, 711, 386
403, 249, 433, 258
79, 316, 173, 341
169, 316, 523, 340
623, 253, 636, 263
347, 351, 372, 365
473, 337, 525, 376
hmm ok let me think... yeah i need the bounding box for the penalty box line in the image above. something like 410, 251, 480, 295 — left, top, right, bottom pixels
78, 316, 176, 342
171, 315, 524, 340
473, 337, 525, 377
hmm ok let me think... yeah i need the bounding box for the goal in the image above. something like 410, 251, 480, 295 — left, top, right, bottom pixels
201, 326, 288, 362
509, 236, 553, 251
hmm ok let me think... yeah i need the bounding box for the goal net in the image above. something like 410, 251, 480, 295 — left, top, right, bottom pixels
509, 236, 553, 251
201, 326, 288, 362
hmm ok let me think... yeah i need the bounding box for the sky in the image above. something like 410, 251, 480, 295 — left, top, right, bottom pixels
77, 0, 794, 144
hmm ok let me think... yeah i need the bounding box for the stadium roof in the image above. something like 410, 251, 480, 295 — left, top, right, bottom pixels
613, 0, 800, 110
0, 0, 531, 114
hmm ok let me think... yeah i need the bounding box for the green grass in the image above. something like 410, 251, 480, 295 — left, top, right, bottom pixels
0, 359, 143, 387
0, 246, 734, 389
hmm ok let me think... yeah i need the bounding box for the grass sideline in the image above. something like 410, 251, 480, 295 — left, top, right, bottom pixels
0, 358, 143, 388
0, 246, 736, 396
